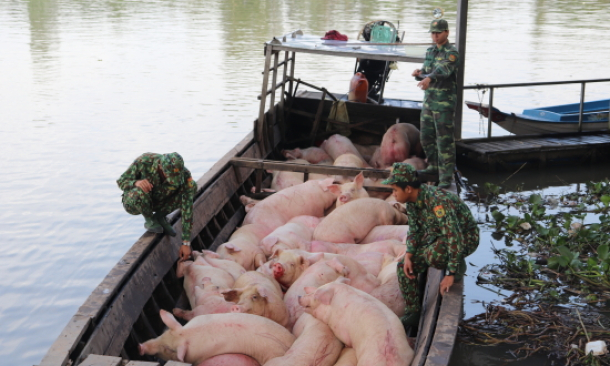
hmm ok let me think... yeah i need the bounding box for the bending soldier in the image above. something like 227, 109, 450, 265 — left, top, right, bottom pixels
382, 162, 479, 328
117, 152, 197, 261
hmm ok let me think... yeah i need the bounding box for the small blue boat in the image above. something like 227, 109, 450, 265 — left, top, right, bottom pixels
466, 99, 610, 135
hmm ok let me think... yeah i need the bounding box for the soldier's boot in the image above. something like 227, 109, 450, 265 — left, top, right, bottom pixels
143, 215, 163, 234
153, 212, 177, 237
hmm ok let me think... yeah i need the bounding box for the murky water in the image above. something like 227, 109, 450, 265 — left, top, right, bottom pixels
0, 0, 608, 365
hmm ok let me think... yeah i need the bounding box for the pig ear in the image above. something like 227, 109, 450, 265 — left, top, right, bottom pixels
335, 276, 351, 285
327, 257, 350, 277
319, 178, 335, 191
256, 286, 270, 300
304, 286, 317, 295
176, 341, 188, 362
271, 248, 283, 259
223, 243, 241, 253
328, 184, 341, 195
306, 252, 324, 266
222, 289, 241, 302
314, 286, 335, 305
354, 172, 365, 187
160, 309, 182, 331
263, 236, 279, 248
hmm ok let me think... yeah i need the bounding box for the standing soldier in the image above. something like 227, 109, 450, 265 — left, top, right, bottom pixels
117, 152, 197, 261
382, 162, 479, 328
412, 18, 460, 189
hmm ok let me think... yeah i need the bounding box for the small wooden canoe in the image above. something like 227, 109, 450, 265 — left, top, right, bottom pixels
38, 31, 461, 366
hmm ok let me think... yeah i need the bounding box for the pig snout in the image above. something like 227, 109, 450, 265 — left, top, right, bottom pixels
272, 263, 285, 279
231, 304, 245, 313
138, 343, 146, 356
339, 194, 349, 203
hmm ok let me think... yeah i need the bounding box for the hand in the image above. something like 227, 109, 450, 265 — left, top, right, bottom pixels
411, 69, 421, 77
179, 245, 192, 262
402, 254, 415, 280
135, 179, 153, 193
417, 77, 431, 90
439, 275, 455, 295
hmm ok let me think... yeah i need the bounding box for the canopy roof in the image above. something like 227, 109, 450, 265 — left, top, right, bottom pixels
266, 31, 427, 63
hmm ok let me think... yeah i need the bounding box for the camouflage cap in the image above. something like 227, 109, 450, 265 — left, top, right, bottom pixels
381, 162, 419, 185
160, 152, 185, 186
429, 19, 449, 32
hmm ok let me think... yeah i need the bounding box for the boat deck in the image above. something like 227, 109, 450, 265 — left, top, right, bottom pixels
457, 131, 610, 171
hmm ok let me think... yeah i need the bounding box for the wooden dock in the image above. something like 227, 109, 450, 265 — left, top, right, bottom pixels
456, 131, 610, 172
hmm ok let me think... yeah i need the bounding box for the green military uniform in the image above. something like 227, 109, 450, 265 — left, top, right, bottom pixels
416, 19, 459, 188
382, 163, 479, 319
117, 152, 197, 242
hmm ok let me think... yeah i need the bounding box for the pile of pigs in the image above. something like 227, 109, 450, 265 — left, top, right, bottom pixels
139, 123, 425, 366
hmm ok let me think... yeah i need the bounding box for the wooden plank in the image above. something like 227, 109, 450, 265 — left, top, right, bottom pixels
424, 281, 464, 366
411, 268, 443, 366
78, 354, 122, 366
208, 207, 246, 252
165, 362, 192, 366
38, 315, 92, 366
77, 234, 177, 363
124, 361, 160, 366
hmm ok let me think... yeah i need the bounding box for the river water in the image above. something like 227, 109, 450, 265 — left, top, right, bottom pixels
0, 0, 608, 365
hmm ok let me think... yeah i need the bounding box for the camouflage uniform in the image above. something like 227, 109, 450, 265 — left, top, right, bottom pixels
416, 19, 460, 187
382, 163, 479, 315
117, 153, 198, 242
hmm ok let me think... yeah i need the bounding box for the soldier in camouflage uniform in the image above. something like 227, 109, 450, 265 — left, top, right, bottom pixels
117, 152, 198, 261
382, 162, 479, 327
412, 19, 460, 189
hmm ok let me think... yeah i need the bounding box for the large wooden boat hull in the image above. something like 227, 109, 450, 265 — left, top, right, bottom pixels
466, 100, 610, 135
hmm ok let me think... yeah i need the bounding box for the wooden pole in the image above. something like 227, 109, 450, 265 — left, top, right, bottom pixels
454, 0, 469, 141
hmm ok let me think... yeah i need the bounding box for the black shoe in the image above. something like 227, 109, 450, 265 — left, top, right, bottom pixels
400, 311, 421, 328
153, 212, 177, 237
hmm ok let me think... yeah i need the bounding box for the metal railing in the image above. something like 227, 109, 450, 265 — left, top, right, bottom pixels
463, 78, 610, 138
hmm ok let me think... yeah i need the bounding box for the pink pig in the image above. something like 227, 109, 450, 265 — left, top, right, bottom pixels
264, 313, 343, 366
176, 257, 235, 309
320, 134, 367, 161
328, 172, 368, 207
370, 261, 406, 317
173, 278, 235, 321
332, 154, 369, 184
360, 225, 410, 244
195, 354, 260, 366
193, 250, 247, 281
370, 123, 423, 169
299, 281, 414, 366
216, 224, 268, 270
242, 178, 337, 233
310, 239, 405, 258
282, 146, 333, 164
313, 198, 408, 244
223, 282, 289, 327
138, 310, 295, 365
259, 216, 322, 256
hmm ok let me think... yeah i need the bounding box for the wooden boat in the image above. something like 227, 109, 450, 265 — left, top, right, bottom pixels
465, 99, 610, 135
38, 31, 461, 366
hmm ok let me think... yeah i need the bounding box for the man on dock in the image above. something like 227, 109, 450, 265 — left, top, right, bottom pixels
382, 162, 479, 328
117, 152, 197, 261
412, 18, 459, 189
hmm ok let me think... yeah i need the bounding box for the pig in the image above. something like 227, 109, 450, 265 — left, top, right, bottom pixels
283, 257, 379, 329
223, 282, 289, 327
360, 225, 410, 244
268, 159, 309, 191
176, 257, 235, 309
264, 313, 343, 366
320, 134, 367, 161
138, 310, 295, 365
193, 250, 247, 281
310, 239, 405, 258
173, 278, 235, 321
332, 153, 369, 184
259, 217, 321, 256
232, 270, 283, 296
196, 354, 260, 366
313, 198, 408, 244
370, 123, 423, 169
216, 224, 268, 270
353, 143, 380, 163
370, 261, 406, 317
334, 347, 357, 366
266, 249, 379, 289
327, 172, 368, 207
299, 281, 414, 366
242, 178, 337, 233
283, 146, 333, 164
351, 251, 395, 277
402, 156, 426, 171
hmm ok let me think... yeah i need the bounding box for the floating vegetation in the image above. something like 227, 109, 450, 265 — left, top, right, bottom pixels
460, 180, 610, 365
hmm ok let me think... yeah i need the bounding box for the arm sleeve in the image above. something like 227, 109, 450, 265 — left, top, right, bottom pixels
438, 202, 464, 273
180, 176, 197, 242
117, 157, 144, 191
427, 50, 459, 82
405, 205, 422, 254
